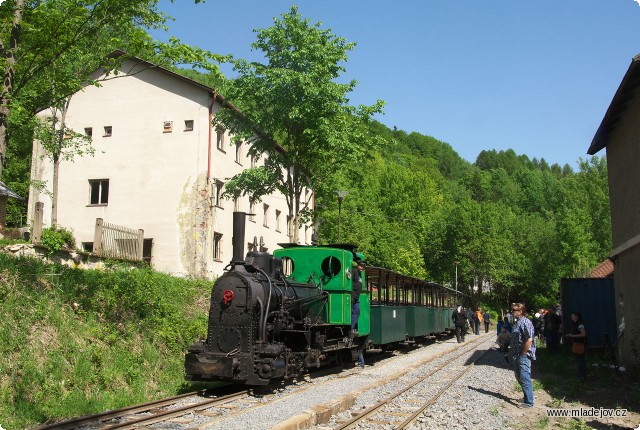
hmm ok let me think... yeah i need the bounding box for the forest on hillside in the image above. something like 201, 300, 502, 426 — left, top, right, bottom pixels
316, 126, 610, 311
0, 2, 610, 313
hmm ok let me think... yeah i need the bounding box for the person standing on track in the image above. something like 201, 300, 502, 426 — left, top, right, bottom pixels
466, 308, 474, 335
474, 308, 483, 335
452, 305, 467, 343
509, 302, 536, 408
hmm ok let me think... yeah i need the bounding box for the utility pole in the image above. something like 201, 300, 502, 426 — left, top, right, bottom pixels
454, 261, 460, 293
336, 190, 348, 241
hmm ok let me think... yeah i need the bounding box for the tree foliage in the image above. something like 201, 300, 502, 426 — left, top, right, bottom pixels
0, 0, 223, 224
0, 2, 612, 314
217, 6, 385, 241
317, 123, 610, 312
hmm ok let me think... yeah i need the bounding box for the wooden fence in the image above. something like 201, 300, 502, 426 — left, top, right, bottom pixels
93, 218, 144, 261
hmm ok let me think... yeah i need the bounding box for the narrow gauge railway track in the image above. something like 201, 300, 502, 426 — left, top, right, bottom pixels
36, 389, 250, 430
330, 336, 494, 430
187, 335, 489, 430
36, 337, 484, 430
34, 360, 369, 430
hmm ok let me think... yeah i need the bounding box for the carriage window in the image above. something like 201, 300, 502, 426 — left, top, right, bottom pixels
282, 256, 294, 277
321, 256, 341, 278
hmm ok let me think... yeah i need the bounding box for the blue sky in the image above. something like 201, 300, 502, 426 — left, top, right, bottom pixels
151, 0, 640, 167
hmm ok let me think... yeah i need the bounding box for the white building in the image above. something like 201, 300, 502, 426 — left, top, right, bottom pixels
28, 53, 312, 279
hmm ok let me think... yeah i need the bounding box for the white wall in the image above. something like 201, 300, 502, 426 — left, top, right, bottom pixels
28, 58, 310, 279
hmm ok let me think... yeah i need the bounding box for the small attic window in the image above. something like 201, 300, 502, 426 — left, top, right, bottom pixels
103, 126, 112, 137
163, 121, 173, 133
84, 127, 92, 138
184, 120, 194, 131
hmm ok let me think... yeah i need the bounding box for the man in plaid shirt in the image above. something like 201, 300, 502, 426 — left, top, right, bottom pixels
510, 302, 536, 408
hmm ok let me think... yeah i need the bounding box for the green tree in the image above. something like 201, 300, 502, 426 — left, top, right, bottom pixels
0, 0, 221, 180
217, 6, 385, 242
0, 0, 225, 228
555, 156, 611, 276
35, 98, 94, 228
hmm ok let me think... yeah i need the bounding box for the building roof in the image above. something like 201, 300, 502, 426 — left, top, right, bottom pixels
588, 53, 640, 155
0, 181, 23, 200
107, 50, 237, 110
106, 51, 286, 157
590, 258, 614, 278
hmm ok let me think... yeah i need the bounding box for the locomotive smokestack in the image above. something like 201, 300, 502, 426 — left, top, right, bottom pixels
232, 211, 247, 263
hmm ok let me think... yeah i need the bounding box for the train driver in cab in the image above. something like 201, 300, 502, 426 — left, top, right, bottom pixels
351, 258, 365, 336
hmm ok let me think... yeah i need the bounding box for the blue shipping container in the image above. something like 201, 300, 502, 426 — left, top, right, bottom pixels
560, 278, 616, 349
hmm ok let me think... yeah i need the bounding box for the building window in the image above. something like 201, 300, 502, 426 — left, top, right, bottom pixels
163, 121, 173, 133
184, 120, 194, 131
89, 179, 109, 205
103, 126, 112, 137
235, 142, 242, 164
249, 202, 256, 222
287, 215, 292, 237
263, 204, 269, 227
216, 125, 225, 151
215, 180, 224, 208
213, 232, 223, 261
275, 210, 281, 232
82, 242, 93, 252
250, 155, 257, 168
84, 127, 92, 138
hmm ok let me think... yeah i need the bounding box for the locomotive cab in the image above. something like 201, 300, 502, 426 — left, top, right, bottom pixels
274, 245, 370, 337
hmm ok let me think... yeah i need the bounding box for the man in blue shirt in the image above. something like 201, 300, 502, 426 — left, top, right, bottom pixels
510, 302, 536, 408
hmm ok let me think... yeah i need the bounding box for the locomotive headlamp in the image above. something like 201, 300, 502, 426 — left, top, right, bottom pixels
223, 290, 235, 305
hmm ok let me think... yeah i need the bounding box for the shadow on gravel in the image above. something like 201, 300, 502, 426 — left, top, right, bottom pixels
467, 386, 519, 406
463, 346, 507, 368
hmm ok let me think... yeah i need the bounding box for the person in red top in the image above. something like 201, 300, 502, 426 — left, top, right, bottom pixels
474, 308, 484, 335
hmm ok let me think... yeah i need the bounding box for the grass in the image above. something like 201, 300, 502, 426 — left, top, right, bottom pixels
531, 340, 640, 429
534, 416, 550, 429
564, 419, 590, 430
0, 252, 214, 429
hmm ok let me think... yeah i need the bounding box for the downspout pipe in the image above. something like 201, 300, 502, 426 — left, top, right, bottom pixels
208, 91, 217, 180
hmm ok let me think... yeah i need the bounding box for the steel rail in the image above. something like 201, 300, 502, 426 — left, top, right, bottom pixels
35, 389, 249, 430
395, 346, 492, 429
333, 336, 492, 430
36, 391, 207, 430
102, 390, 249, 429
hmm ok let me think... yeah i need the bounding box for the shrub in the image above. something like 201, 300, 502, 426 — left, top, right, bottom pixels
0, 253, 212, 429
39, 226, 76, 255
